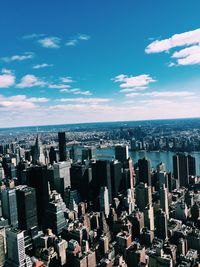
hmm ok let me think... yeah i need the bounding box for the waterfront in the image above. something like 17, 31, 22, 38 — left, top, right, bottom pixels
97, 148, 200, 175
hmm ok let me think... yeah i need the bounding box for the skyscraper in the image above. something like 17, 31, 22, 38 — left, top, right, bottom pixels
91, 160, 112, 204
138, 157, 151, 186
110, 160, 122, 198
31, 135, 45, 165
5, 229, 26, 267
160, 185, 169, 219
115, 145, 129, 163
44, 191, 66, 235
187, 155, 196, 176
58, 132, 66, 162
1, 188, 18, 227
173, 153, 189, 187
155, 209, 168, 240
0, 227, 5, 267
49, 146, 57, 165
70, 163, 92, 201
26, 166, 49, 226
82, 146, 96, 162
49, 161, 71, 196
99, 187, 110, 218
16, 185, 38, 230
135, 183, 152, 211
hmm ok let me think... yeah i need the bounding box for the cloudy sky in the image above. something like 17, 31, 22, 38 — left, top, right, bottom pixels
0, 0, 200, 127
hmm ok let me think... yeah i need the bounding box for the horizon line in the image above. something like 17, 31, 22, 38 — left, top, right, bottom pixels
0, 116, 200, 131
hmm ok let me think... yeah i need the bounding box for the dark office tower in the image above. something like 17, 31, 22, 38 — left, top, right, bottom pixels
44, 191, 66, 235
91, 160, 112, 204
2, 156, 11, 178
70, 163, 92, 201
110, 160, 122, 198
173, 153, 189, 187
99, 235, 109, 255
1, 188, 18, 227
24, 150, 31, 162
16, 161, 28, 185
135, 183, 152, 211
49, 146, 57, 165
138, 157, 151, 186
0, 145, 3, 155
26, 166, 49, 226
5, 229, 26, 267
115, 145, 129, 163
15, 185, 38, 230
155, 209, 168, 240
58, 132, 66, 162
82, 147, 96, 162
128, 210, 144, 238
187, 155, 196, 176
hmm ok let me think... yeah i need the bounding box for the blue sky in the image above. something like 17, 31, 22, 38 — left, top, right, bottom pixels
0, 0, 200, 127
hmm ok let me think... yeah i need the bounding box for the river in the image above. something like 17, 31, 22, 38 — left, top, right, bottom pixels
96, 148, 200, 175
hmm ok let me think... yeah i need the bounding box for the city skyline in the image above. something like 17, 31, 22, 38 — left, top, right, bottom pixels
0, 0, 200, 127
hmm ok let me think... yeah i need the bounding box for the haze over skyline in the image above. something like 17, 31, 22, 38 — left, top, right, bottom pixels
0, 0, 200, 127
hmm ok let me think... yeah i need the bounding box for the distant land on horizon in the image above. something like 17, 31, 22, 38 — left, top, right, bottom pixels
1, 117, 200, 133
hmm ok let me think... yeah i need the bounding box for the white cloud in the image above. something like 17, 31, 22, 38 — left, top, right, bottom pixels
125, 92, 141, 97
66, 33, 90, 46
59, 89, 70, 93
0, 95, 37, 109
22, 33, 46, 39
33, 63, 54, 69
1, 52, 34, 62
0, 94, 199, 127
16, 75, 46, 88
29, 97, 49, 102
73, 90, 92, 95
59, 88, 92, 95
66, 39, 78, 46
172, 45, 200, 66
119, 87, 148, 93
70, 88, 81, 92
0, 70, 15, 88
60, 76, 74, 83
168, 62, 176, 67
125, 90, 194, 98
146, 28, 200, 66
58, 98, 112, 104
38, 37, 61, 48
1, 69, 12, 74
78, 34, 90, 41
145, 28, 200, 54
148, 91, 194, 97
113, 74, 156, 90
48, 84, 71, 89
